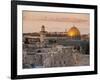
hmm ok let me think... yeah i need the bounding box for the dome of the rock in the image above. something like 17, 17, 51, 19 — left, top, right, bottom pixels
67, 26, 80, 37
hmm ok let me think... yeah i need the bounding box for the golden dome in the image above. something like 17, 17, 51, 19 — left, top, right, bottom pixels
67, 26, 80, 37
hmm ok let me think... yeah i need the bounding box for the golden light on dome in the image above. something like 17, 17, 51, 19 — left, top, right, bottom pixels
67, 26, 80, 37
69, 32, 75, 37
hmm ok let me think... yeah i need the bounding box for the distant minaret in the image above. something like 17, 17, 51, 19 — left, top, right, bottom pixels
65, 29, 67, 32
40, 25, 46, 43
41, 25, 45, 32
65, 29, 67, 35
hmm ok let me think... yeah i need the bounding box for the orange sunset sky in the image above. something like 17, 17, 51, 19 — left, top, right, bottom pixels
23, 11, 90, 34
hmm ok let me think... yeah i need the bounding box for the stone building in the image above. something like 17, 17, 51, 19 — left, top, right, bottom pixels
23, 44, 89, 68
23, 25, 82, 47
22, 25, 89, 68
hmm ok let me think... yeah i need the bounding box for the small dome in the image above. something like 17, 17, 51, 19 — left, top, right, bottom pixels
67, 26, 80, 37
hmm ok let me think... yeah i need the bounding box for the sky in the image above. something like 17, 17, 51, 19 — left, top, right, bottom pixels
23, 11, 90, 34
